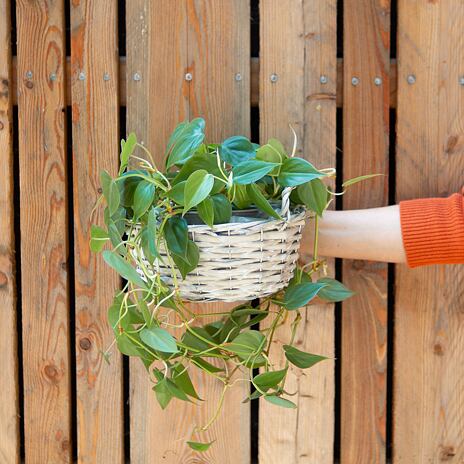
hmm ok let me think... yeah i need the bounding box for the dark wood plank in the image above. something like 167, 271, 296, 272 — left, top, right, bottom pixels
341, 1, 390, 463
16, 0, 72, 462
259, 1, 337, 462
395, 1, 464, 461
0, 0, 19, 462
70, 1, 124, 462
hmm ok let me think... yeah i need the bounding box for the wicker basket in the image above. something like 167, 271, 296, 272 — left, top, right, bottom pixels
133, 187, 308, 302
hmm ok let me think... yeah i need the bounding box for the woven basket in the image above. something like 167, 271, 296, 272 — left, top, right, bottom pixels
133, 187, 308, 302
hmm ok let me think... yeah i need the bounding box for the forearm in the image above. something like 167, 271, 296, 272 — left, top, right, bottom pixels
311, 205, 407, 263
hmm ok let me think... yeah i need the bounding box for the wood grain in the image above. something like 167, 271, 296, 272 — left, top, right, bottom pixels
341, 0, 390, 462
70, 1, 123, 462
0, 0, 19, 462
259, 1, 336, 462
16, 0, 71, 462
395, 1, 464, 462
10, 57, 399, 109
127, 1, 250, 462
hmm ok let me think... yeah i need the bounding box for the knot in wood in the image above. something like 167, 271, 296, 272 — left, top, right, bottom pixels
79, 337, 92, 351
44, 364, 59, 382
440, 445, 456, 460
25, 80, 34, 89
433, 343, 444, 356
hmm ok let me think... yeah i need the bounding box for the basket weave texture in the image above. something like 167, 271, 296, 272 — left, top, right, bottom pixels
133, 189, 308, 302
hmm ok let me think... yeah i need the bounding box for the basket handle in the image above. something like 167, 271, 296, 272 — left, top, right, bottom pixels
280, 186, 293, 220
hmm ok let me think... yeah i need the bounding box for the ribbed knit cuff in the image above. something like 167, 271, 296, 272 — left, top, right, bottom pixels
399, 193, 464, 268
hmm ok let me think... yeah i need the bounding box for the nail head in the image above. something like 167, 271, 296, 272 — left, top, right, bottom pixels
25, 70, 33, 79
103, 72, 110, 81
78, 72, 85, 81
407, 74, 416, 84
320, 75, 328, 84
49, 73, 57, 82
459, 76, 464, 86
185, 73, 193, 81
351, 77, 360, 86
133, 72, 141, 81
374, 77, 382, 86
270, 73, 278, 83
235, 73, 242, 81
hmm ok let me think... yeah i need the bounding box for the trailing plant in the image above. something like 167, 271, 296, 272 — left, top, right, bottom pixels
91, 118, 376, 451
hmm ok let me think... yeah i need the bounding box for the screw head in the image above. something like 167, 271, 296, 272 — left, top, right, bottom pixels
49, 73, 57, 82
320, 75, 328, 84
78, 72, 85, 81
133, 72, 141, 81
351, 76, 360, 86
235, 73, 242, 81
25, 70, 33, 79
374, 77, 382, 86
103, 72, 110, 81
185, 73, 193, 81
270, 73, 278, 83
407, 74, 416, 84
459, 76, 464, 86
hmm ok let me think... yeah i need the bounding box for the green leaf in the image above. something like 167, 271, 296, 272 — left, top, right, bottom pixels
171, 240, 199, 279
164, 216, 188, 257
219, 135, 255, 165
283, 344, 328, 369
167, 181, 186, 206
140, 208, 159, 264
183, 169, 215, 214
118, 172, 142, 207
191, 357, 224, 373
100, 170, 120, 215
247, 184, 282, 220
90, 225, 109, 253
297, 178, 328, 216
197, 198, 214, 227
232, 160, 279, 185
226, 330, 266, 366
182, 327, 218, 354
152, 378, 173, 409
211, 194, 232, 224
253, 368, 287, 391
120, 132, 137, 173
264, 395, 297, 409
172, 363, 202, 400
133, 180, 156, 218
166, 118, 206, 168
140, 327, 178, 353
283, 282, 328, 310
278, 158, 326, 187
342, 173, 384, 188
102, 250, 147, 288
187, 441, 214, 452
317, 277, 354, 302
256, 140, 285, 175
233, 184, 251, 209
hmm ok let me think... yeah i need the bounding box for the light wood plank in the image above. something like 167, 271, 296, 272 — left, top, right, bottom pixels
341, 1, 390, 462
70, 1, 124, 463
0, 0, 19, 462
16, 0, 72, 462
395, 1, 464, 462
259, 1, 336, 462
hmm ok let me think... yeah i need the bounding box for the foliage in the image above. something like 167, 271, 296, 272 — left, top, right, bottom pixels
91, 118, 366, 450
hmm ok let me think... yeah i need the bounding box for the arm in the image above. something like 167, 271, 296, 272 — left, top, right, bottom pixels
310, 193, 464, 267
312, 205, 407, 263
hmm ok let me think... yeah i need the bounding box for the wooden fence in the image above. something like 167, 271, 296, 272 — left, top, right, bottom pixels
0, 0, 463, 462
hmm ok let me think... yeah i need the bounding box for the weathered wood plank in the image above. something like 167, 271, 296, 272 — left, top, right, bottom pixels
259, 1, 336, 462
341, 1, 390, 462
395, 1, 464, 462
70, 1, 123, 463
10, 57, 399, 108
127, 1, 250, 461
126, 1, 188, 462
0, 0, 19, 462
16, 0, 72, 462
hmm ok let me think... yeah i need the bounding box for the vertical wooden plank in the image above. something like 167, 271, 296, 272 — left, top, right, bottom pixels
70, 1, 123, 463
126, 2, 188, 462
127, 1, 250, 461
16, 1, 71, 462
259, 1, 337, 462
341, 1, 390, 463
395, 1, 464, 462
0, 0, 19, 462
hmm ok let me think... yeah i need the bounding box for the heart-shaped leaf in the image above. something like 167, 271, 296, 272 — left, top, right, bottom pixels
187, 441, 214, 452
278, 158, 326, 187
283, 344, 328, 369
102, 250, 147, 288
232, 160, 279, 185
133, 180, 156, 218
283, 282, 328, 310
219, 135, 255, 165
140, 326, 178, 353
317, 277, 355, 302
183, 169, 214, 214
247, 184, 282, 220
264, 395, 297, 409
120, 132, 137, 173
253, 368, 287, 391
89, 225, 109, 253
164, 216, 188, 257
297, 178, 328, 216
100, 170, 120, 215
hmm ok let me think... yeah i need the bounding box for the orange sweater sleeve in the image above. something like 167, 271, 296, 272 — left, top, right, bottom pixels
399, 193, 464, 268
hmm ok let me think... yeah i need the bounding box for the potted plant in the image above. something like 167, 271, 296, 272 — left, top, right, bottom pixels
90, 118, 372, 451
